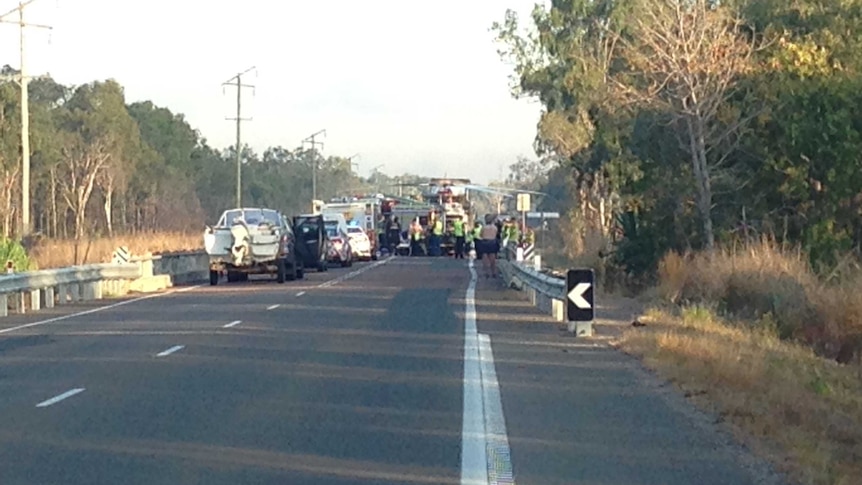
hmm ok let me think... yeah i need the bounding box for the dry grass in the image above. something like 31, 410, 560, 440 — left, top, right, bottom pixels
618, 307, 862, 485
29, 232, 203, 269
656, 239, 862, 362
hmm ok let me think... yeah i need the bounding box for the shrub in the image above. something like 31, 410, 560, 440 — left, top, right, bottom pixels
656, 238, 862, 361
0, 238, 34, 272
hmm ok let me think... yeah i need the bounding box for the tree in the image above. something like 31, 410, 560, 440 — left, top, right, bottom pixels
0, 71, 446, 247
609, 0, 759, 249
56, 81, 137, 242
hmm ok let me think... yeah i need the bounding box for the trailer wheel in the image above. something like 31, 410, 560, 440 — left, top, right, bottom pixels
209, 270, 219, 286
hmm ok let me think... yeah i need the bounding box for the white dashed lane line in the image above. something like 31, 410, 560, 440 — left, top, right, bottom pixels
296, 291, 305, 297
266, 304, 280, 310
155, 345, 185, 357
223, 320, 242, 328
36, 388, 86, 408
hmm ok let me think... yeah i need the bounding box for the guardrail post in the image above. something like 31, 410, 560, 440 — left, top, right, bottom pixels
43, 286, 55, 308
0, 294, 7, 317
92, 281, 103, 300
15, 292, 25, 314
139, 254, 154, 278
29, 289, 41, 311
81, 282, 94, 301
552, 299, 564, 321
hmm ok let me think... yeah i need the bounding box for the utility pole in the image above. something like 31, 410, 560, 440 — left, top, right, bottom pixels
222, 66, 255, 208
0, 0, 52, 236
370, 164, 384, 194
346, 153, 360, 171
302, 129, 326, 203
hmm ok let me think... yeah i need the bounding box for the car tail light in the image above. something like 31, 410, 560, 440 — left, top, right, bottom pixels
331, 237, 343, 245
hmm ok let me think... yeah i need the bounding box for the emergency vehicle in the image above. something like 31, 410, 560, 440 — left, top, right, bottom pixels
420, 178, 475, 255
318, 197, 383, 259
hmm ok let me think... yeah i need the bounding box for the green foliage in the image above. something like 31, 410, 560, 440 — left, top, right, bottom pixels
0, 68, 432, 241
0, 238, 32, 271
494, 0, 862, 277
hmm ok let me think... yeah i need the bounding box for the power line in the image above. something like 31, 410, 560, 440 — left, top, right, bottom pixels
0, 0, 53, 237
222, 66, 256, 208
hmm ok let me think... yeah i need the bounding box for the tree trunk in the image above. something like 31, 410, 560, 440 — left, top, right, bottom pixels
686, 116, 716, 250
120, 194, 128, 233
50, 168, 58, 238
104, 188, 113, 237
2, 168, 19, 239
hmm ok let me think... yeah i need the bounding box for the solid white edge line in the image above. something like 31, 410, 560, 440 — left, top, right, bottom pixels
267, 304, 280, 310
0, 284, 204, 336
36, 388, 86, 408
155, 345, 185, 357
224, 320, 242, 328
479, 333, 515, 484
461, 259, 489, 485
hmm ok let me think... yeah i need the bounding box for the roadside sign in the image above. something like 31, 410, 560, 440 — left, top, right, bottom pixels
516, 193, 531, 212
526, 211, 560, 219
566, 269, 594, 321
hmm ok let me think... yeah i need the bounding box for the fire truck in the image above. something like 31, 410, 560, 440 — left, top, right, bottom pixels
419, 178, 475, 255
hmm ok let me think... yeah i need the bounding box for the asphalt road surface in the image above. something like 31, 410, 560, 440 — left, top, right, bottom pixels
0, 257, 782, 485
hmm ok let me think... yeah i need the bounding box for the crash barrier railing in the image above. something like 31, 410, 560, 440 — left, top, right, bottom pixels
498, 243, 592, 335
0, 250, 210, 318
0, 263, 141, 318
499, 259, 567, 321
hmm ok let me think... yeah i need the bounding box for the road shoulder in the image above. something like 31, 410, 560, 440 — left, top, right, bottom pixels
473, 277, 786, 484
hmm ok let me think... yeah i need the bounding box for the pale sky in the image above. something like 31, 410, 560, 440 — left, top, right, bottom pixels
0, 0, 544, 184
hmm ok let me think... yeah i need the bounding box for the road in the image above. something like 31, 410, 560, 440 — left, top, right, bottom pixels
0, 257, 781, 484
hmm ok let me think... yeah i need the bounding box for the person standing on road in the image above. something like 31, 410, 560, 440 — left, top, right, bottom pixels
472, 222, 482, 261
452, 218, 465, 259
479, 215, 499, 278
387, 216, 401, 252
409, 218, 424, 256
494, 217, 503, 257
431, 216, 444, 256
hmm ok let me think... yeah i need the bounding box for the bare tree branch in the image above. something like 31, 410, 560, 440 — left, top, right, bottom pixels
602, 0, 760, 249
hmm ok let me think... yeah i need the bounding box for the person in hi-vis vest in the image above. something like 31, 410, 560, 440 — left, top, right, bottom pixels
409, 218, 424, 256
429, 215, 444, 257
452, 218, 465, 259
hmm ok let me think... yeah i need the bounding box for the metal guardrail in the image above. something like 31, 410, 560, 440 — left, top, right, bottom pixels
0, 263, 142, 294
0, 250, 211, 318
497, 243, 570, 323
506, 260, 565, 299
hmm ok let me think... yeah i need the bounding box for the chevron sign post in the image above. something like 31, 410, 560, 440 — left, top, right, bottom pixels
566, 268, 595, 337
111, 246, 130, 264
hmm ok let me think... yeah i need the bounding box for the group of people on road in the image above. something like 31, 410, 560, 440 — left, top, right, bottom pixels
373, 212, 534, 279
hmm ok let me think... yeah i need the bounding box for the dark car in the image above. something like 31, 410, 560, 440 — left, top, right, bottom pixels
293, 214, 329, 272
